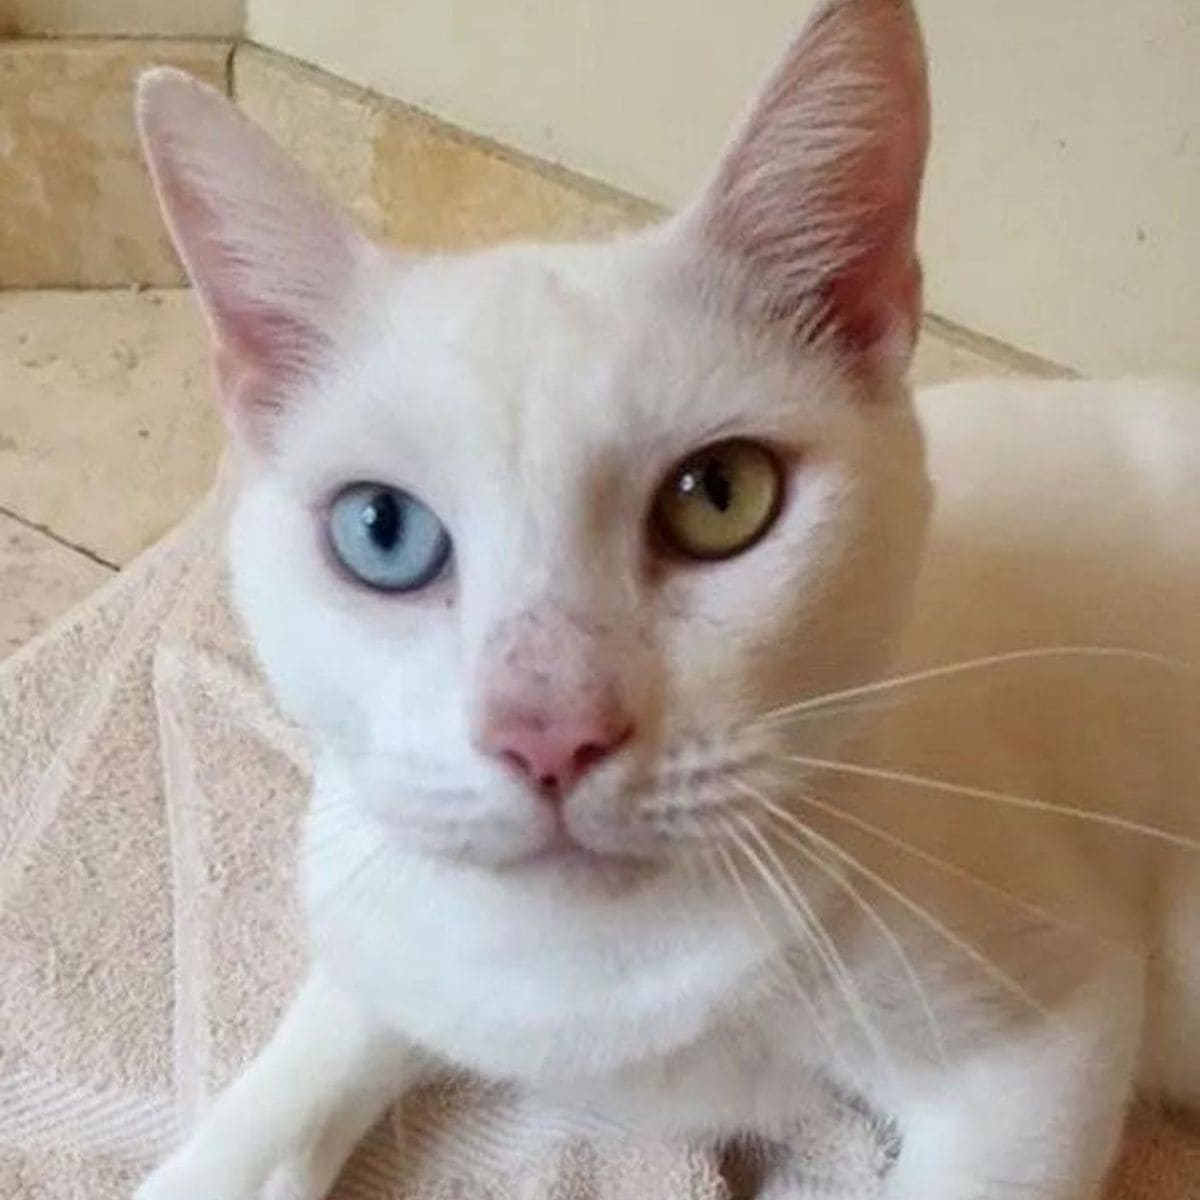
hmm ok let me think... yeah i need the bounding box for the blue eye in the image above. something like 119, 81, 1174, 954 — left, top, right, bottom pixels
328, 483, 452, 592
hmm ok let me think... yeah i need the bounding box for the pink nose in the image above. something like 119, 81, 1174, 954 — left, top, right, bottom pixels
481, 712, 632, 799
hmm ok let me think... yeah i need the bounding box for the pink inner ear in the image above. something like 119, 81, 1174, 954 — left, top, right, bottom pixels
137, 69, 371, 446
156, 158, 353, 426
699, 0, 930, 364
211, 307, 326, 418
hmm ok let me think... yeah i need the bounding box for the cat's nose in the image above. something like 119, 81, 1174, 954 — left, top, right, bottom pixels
481, 709, 633, 800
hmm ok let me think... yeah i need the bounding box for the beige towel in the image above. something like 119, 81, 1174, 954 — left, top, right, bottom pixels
0, 483, 887, 1199
1, 456, 1197, 1196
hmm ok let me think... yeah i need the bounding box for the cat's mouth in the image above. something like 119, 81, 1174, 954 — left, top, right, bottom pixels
518, 823, 615, 865
500, 824, 662, 890
360, 786, 668, 876
354, 746, 770, 875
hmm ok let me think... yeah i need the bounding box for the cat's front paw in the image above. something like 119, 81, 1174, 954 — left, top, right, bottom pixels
137, 1146, 331, 1200
136, 1143, 260, 1200
135, 1153, 250, 1200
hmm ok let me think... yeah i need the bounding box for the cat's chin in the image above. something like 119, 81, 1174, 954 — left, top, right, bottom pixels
410, 823, 670, 895
505, 829, 661, 885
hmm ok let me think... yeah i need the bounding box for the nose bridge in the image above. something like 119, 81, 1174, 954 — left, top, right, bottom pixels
463, 473, 637, 715
460, 432, 647, 735
480, 604, 626, 721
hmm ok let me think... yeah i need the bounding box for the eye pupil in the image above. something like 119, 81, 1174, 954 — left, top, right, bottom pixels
362, 492, 401, 549
701, 461, 733, 512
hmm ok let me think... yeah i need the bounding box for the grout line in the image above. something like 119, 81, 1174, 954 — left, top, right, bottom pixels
235, 40, 664, 222
0, 284, 191, 295
922, 313, 1077, 379
0, 32, 236, 45
0, 504, 119, 571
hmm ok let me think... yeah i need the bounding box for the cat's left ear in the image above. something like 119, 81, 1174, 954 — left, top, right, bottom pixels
684, 0, 930, 374
136, 68, 379, 447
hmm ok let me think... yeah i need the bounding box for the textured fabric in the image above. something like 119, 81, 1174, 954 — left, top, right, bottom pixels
1, 379, 1197, 1197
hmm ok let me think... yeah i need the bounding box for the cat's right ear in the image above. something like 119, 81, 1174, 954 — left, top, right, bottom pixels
136, 68, 377, 448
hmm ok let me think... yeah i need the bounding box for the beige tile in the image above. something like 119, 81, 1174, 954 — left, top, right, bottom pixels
233, 45, 657, 251
231, 45, 381, 234
369, 110, 654, 249
0, 288, 223, 565
0, 513, 112, 659
0, 39, 231, 286
0, 0, 243, 37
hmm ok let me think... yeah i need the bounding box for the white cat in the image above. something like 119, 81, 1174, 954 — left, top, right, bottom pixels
134, 1, 1199, 1197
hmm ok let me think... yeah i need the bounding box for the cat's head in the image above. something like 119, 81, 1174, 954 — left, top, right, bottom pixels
138, 0, 931, 887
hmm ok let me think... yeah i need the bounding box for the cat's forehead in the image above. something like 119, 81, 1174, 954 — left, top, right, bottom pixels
371, 238, 839, 446
390, 238, 676, 413
281, 234, 851, 502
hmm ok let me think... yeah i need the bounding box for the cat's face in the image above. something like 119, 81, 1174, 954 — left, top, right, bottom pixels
139, 0, 930, 888
227, 235, 931, 876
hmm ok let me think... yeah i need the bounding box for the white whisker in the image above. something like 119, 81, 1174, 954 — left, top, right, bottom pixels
304, 799, 376, 861
728, 814, 894, 1071
310, 843, 389, 925
732, 781, 947, 1066
759, 694, 902, 727
733, 786, 1048, 1017
783, 753, 1200, 851
787, 786, 1104, 939
756, 646, 1196, 724
711, 832, 842, 1066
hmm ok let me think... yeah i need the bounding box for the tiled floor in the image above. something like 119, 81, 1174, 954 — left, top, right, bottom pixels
0, 39, 231, 287
0, 514, 112, 658
0, 287, 219, 655
0, 287, 1021, 659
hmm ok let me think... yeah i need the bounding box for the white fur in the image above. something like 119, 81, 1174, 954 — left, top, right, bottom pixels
134, 2, 1197, 1197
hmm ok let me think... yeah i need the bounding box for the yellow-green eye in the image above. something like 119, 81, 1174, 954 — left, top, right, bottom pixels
652, 439, 784, 561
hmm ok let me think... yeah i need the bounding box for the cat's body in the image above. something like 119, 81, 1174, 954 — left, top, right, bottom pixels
132, 2, 1198, 1197
290, 386, 1196, 1198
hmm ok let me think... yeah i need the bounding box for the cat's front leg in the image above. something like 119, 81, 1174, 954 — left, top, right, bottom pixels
877, 964, 1142, 1200
138, 967, 420, 1200
762, 958, 1143, 1200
